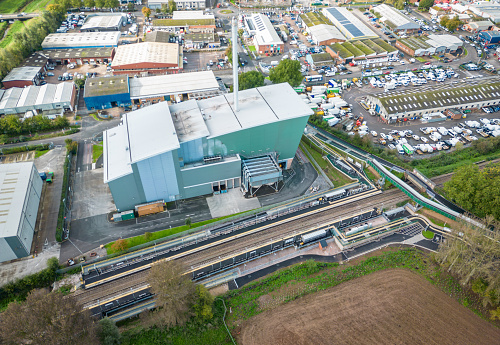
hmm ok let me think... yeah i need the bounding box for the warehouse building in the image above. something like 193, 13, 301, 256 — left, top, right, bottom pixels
84, 75, 131, 110
372, 4, 420, 33
366, 77, 500, 123
41, 32, 120, 50
462, 20, 492, 33
326, 38, 397, 64
322, 7, 378, 40
129, 71, 221, 105
0, 162, 43, 263
468, 3, 500, 24
395, 34, 463, 56
41, 47, 115, 65
1, 66, 45, 89
83, 71, 220, 110
80, 14, 126, 32
299, 11, 346, 45
152, 11, 215, 33
0, 82, 76, 116
148, 0, 206, 10
479, 30, 500, 44
103, 83, 313, 211
244, 14, 283, 55
111, 42, 182, 75
19, 52, 49, 69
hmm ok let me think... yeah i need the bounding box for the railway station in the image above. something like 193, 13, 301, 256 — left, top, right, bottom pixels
103, 83, 313, 211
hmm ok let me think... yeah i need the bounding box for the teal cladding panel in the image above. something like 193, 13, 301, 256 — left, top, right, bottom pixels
181, 158, 241, 199
203, 116, 309, 162
108, 174, 145, 211
135, 151, 180, 202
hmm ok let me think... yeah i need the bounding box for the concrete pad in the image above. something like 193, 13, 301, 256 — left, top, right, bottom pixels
72, 168, 115, 220
0, 243, 60, 287
206, 189, 261, 218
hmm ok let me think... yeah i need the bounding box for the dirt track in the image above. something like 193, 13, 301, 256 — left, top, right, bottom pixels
237, 269, 500, 345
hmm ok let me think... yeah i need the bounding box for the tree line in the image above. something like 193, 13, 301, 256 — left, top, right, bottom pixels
0, 10, 64, 85
443, 162, 500, 220
0, 114, 69, 136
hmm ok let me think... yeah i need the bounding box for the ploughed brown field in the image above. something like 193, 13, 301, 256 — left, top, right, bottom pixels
237, 269, 500, 345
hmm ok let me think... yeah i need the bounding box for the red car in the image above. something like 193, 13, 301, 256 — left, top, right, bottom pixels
383, 71, 391, 74
424, 62, 431, 65
411, 67, 418, 71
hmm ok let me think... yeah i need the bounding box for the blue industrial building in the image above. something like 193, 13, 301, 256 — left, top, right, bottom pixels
83, 75, 131, 110
103, 83, 313, 211
479, 30, 500, 44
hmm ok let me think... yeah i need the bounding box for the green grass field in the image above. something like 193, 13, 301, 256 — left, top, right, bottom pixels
22, 0, 53, 12
0, 20, 24, 48
0, 0, 27, 13
92, 144, 103, 163
35, 149, 49, 158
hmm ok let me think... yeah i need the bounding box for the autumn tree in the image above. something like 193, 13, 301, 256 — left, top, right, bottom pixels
104, 0, 119, 8
95, 0, 105, 8
167, 0, 177, 13
111, 238, 129, 252
146, 259, 196, 327
269, 59, 303, 87
193, 284, 214, 320
142, 7, 152, 19
419, 0, 434, 11
435, 216, 500, 318
0, 289, 98, 345
84, 0, 95, 7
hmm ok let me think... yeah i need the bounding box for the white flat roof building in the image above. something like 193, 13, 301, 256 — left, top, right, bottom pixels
0, 162, 42, 263
148, 0, 206, 10
111, 42, 181, 70
245, 14, 283, 48
322, 7, 378, 40
468, 2, 500, 23
129, 71, 219, 100
373, 4, 420, 32
81, 14, 125, 31
308, 24, 346, 44
41, 32, 120, 50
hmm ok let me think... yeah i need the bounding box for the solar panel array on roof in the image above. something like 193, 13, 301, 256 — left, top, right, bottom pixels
323, 7, 377, 39
326, 8, 364, 37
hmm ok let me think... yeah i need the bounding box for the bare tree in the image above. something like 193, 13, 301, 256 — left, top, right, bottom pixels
0, 289, 98, 345
435, 216, 500, 309
146, 259, 196, 327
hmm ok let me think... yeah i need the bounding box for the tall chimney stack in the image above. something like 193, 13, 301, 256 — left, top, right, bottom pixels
232, 17, 239, 112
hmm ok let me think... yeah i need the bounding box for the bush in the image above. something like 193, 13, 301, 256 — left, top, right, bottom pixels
0, 257, 59, 311
111, 239, 129, 253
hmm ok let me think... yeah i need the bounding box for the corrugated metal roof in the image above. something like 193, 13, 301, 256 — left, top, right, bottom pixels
2, 66, 41, 83
0, 162, 37, 238
129, 71, 218, 99
112, 42, 180, 68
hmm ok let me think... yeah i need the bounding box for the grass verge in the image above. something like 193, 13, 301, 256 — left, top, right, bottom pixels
22, 0, 52, 12
105, 212, 249, 254
417, 209, 447, 227
92, 143, 103, 163
301, 138, 354, 187
35, 149, 50, 158
90, 113, 103, 121
422, 230, 434, 239
416, 56, 426, 62
0, 0, 29, 13
248, 45, 256, 51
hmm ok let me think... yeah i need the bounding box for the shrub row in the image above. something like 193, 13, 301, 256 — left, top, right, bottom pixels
0, 143, 50, 155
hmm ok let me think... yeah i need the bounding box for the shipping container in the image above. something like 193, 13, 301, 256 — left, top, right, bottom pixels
135, 200, 164, 217
121, 210, 136, 220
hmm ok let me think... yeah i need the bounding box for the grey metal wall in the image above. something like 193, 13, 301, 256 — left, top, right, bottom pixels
180, 157, 241, 199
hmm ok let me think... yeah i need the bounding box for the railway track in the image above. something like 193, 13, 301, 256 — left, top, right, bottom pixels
77, 189, 406, 304
179, 189, 405, 269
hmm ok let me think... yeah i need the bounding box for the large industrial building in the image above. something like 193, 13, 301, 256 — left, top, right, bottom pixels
299, 11, 346, 45
0, 162, 42, 263
103, 83, 313, 211
83, 71, 220, 110
395, 34, 463, 57
366, 77, 500, 123
326, 38, 397, 64
41, 32, 120, 50
1, 66, 45, 89
244, 14, 284, 55
0, 82, 76, 116
111, 42, 182, 75
80, 14, 126, 32
41, 47, 115, 65
372, 4, 420, 33
152, 11, 215, 33
148, 0, 206, 10
322, 7, 378, 40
